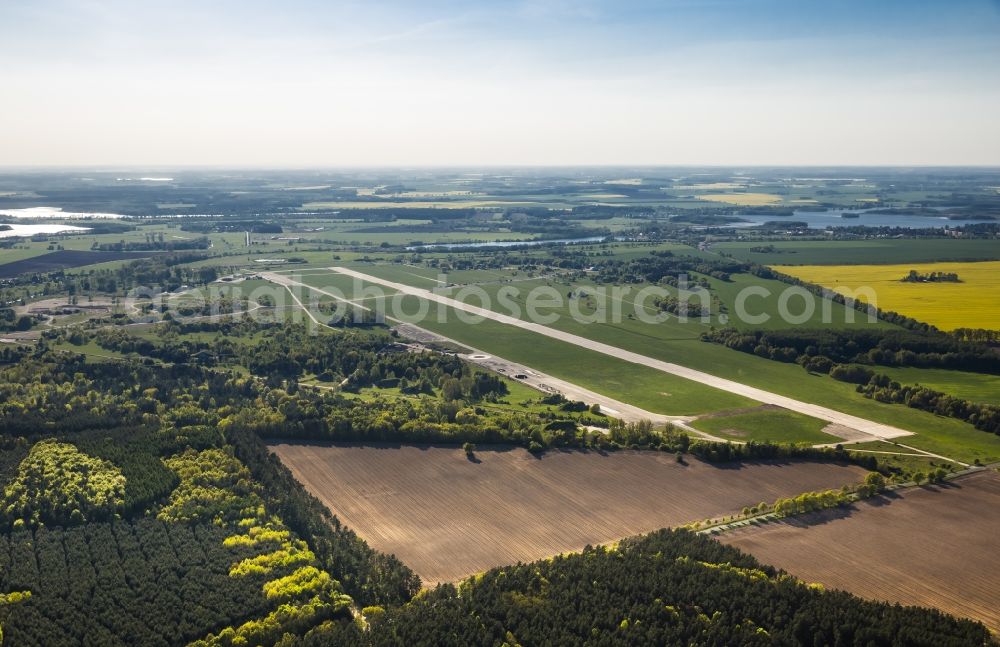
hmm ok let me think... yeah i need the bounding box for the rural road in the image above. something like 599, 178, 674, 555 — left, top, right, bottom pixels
326, 266, 914, 442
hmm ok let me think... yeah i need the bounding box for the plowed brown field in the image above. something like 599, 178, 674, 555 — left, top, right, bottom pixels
269, 442, 866, 584
725, 470, 1000, 632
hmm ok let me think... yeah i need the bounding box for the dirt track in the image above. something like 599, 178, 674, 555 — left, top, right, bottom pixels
270, 442, 867, 585
328, 266, 913, 441
724, 470, 1000, 632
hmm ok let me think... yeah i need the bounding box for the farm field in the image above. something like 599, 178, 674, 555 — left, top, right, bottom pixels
601, 241, 712, 260
724, 470, 1000, 632
712, 239, 1000, 266
0, 249, 156, 278
695, 192, 783, 206
269, 442, 869, 585
319, 229, 538, 246
31, 225, 208, 253
0, 247, 49, 264
777, 261, 1000, 330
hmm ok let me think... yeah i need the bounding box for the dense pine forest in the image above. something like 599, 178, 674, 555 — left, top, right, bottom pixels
302, 529, 987, 646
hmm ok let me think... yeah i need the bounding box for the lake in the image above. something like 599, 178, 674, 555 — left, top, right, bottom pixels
0, 207, 124, 219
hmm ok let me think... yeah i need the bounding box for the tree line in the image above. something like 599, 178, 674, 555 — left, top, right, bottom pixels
858, 373, 1000, 436
704, 326, 1000, 374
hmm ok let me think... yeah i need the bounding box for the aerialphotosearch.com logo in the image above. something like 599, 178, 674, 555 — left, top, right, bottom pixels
133, 273, 879, 331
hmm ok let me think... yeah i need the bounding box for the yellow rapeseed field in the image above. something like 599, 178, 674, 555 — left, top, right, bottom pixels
776, 261, 1000, 331
696, 192, 783, 206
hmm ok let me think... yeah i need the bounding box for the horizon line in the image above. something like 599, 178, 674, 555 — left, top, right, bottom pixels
2, 163, 1000, 171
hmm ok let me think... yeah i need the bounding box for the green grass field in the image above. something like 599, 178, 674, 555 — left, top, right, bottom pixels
388, 302, 755, 415
876, 367, 1000, 406
346, 257, 893, 329
294, 271, 400, 300
0, 247, 50, 264
346, 263, 450, 287
712, 239, 1000, 266
601, 242, 711, 260
690, 407, 839, 445
706, 273, 895, 330
51, 340, 131, 362
847, 441, 958, 474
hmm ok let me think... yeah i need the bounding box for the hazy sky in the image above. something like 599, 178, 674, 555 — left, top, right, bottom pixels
2, 0, 999, 166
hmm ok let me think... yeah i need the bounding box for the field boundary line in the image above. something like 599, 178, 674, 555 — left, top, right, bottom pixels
697, 465, 994, 536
